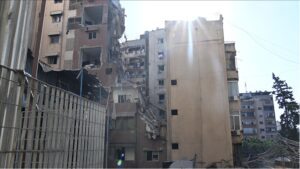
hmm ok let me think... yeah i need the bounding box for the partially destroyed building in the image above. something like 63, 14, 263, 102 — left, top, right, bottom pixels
38, 0, 125, 87
147, 29, 167, 119
108, 86, 167, 168
120, 37, 146, 86
0, 0, 107, 168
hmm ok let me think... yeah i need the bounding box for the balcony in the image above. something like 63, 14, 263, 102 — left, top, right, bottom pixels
227, 70, 239, 80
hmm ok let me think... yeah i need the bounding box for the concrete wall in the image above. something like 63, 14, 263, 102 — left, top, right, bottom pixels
165, 17, 233, 167
148, 29, 167, 110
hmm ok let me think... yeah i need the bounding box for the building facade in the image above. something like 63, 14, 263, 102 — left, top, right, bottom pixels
108, 86, 167, 168
38, 0, 125, 87
120, 38, 146, 85
225, 42, 243, 166
240, 92, 277, 140
165, 17, 233, 167
0, 1, 107, 167
147, 29, 167, 119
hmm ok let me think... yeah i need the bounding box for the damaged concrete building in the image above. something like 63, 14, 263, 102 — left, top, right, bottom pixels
0, 0, 108, 168
107, 85, 167, 168
38, 0, 125, 87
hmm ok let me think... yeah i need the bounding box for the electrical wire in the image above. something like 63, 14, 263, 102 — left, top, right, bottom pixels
224, 20, 300, 65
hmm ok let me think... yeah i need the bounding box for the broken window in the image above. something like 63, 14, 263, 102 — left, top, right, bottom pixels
172, 143, 179, 150
88, 31, 97, 39
81, 47, 101, 68
47, 55, 58, 64
83, 5, 103, 26
51, 14, 62, 23
158, 79, 164, 86
49, 34, 60, 43
68, 17, 82, 30
106, 68, 112, 75
146, 151, 159, 161
118, 95, 127, 103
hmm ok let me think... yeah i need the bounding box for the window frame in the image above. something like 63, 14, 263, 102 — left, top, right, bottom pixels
49, 34, 60, 44
47, 55, 58, 64
88, 31, 97, 39
51, 14, 62, 23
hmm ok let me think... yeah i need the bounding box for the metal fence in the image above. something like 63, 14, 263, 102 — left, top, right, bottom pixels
0, 65, 106, 168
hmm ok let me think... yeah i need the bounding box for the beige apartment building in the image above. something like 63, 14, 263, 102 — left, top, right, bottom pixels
165, 16, 235, 167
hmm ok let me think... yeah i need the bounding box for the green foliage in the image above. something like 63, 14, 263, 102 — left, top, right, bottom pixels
241, 138, 273, 157
272, 73, 299, 141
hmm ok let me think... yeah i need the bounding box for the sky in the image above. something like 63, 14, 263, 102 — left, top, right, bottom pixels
120, 0, 300, 121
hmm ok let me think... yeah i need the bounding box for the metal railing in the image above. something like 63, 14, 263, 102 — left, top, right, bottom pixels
0, 65, 106, 168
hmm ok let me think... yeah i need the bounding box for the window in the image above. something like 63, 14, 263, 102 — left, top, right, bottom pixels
158, 38, 164, 44
51, 14, 62, 23
260, 128, 265, 132
88, 31, 97, 39
158, 65, 164, 73
158, 51, 164, 59
158, 79, 164, 86
243, 128, 257, 134
171, 80, 177, 85
49, 34, 60, 43
263, 105, 274, 111
261, 136, 265, 139
68, 17, 82, 29
159, 110, 165, 119
171, 109, 178, 115
159, 94, 165, 103
227, 54, 236, 70
258, 107, 262, 110
47, 55, 58, 64
259, 121, 264, 124
146, 151, 159, 161
106, 68, 112, 75
228, 81, 239, 97
118, 95, 127, 103
54, 0, 62, 3
230, 114, 241, 130
116, 147, 135, 161
172, 143, 179, 149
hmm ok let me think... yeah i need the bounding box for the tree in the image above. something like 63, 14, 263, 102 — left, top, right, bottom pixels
272, 73, 299, 141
